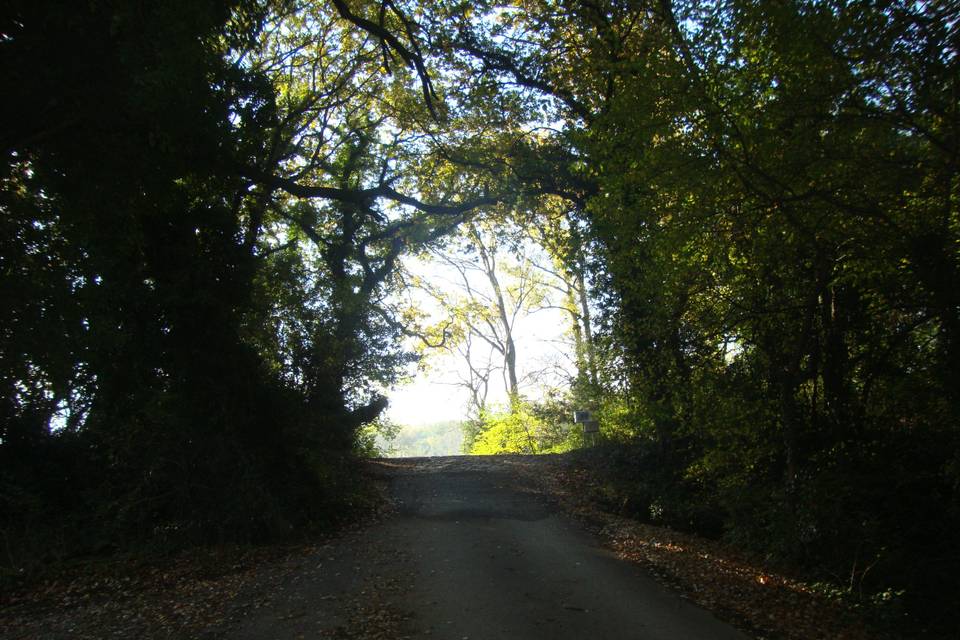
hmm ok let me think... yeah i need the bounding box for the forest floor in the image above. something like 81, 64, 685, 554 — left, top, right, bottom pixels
0, 455, 889, 639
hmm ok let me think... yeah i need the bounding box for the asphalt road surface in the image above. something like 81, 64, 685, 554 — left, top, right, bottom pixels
232, 455, 749, 639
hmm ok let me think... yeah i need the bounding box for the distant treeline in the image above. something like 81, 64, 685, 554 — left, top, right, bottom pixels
382, 421, 463, 458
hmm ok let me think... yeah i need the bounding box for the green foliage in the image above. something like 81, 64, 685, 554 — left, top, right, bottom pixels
466, 397, 580, 455
0, 0, 436, 566
469, 406, 539, 455
355, 417, 402, 458
436, 0, 960, 632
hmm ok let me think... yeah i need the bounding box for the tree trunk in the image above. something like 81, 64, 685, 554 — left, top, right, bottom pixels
575, 267, 599, 388
473, 227, 520, 400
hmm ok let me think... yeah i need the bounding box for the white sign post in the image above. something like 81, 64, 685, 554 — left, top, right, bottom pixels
573, 410, 599, 446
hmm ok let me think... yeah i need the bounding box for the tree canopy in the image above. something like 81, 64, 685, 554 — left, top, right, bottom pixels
2, 0, 958, 633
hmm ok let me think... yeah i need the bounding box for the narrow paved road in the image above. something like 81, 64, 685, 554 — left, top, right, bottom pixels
230, 456, 748, 639
372, 456, 747, 640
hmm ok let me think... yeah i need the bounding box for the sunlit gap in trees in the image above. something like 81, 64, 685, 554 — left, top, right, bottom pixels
381, 217, 590, 457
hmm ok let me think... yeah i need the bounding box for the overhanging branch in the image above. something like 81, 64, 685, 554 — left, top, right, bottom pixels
241, 165, 500, 216
330, 0, 440, 120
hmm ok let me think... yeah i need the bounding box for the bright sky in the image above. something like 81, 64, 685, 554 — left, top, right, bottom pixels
386, 316, 572, 425
385, 248, 575, 426
386, 356, 475, 426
